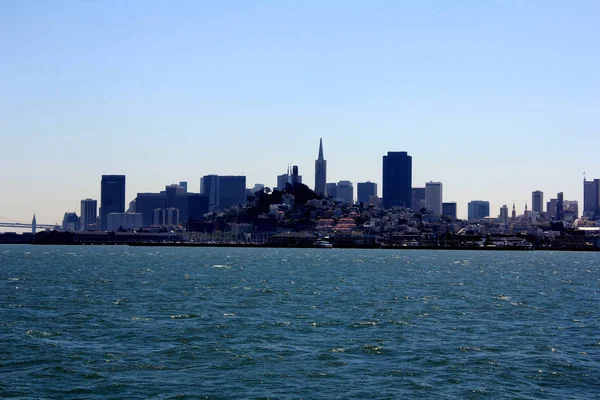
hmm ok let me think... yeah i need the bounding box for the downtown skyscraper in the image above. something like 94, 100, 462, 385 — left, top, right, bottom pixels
100, 175, 126, 231
382, 151, 412, 209
314, 138, 327, 196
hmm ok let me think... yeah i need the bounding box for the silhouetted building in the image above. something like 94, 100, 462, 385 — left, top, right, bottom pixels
179, 181, 188, 193
425, 181, 443, 215
442, 202, 457, 219
276, 166, 302, 191
411, 187, 426, 211
383, 151, 412, 209
80, 198, 97, 231
468, 200, 490, 221
337, 181, 354, 203
31, 214, 36, 234
556, 192, 564, 221
532, 190, 543, 214
326, 183, 338, 200
583, 178, 600, 218
291, 166, 300, 186
201, 175, 246, 211
357, 182, 377, 204
100, 175, 126, 231
62, 212, 80, 232
314, 138, 327, 196
136, 193, 167, 227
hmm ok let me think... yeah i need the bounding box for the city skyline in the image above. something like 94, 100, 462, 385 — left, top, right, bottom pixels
1, 2, 599, 223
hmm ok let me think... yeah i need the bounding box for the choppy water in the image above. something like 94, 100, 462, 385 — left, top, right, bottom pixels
1, 245, 599, 399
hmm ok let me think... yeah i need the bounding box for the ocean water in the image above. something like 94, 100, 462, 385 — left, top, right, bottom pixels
1, 245, 599, 399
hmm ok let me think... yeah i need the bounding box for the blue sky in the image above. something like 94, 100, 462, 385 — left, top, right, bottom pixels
1, 1, 599, 222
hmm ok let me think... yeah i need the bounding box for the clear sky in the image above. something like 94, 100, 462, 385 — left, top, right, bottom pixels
1, 1, 599, 223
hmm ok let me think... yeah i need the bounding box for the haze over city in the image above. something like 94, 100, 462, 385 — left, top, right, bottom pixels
1, 1, 599, 223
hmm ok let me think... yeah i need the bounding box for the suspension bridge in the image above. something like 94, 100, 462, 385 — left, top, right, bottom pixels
0, 216, 57, 230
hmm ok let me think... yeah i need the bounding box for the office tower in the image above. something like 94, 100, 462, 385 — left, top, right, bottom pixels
136, 193, 167, 227
179, 182, 188, 193
556, 192, 564, 221
382, 151, 412, 209
201, 175, 218, 211
252, 183, 265, 193
100, 175, 126, 231
499, 205, 509, 225
314, 138, 327, 196
583, 178, 600, 218
425, 182, 443, 215
276, 166, 302, 191
106, 213, 143, 232
563, 200, 579, 222
442, 202, 457, 219
411, 187, 426, 211
531, 190, 543, 213
337, 181, 354, 203
62, 212, 80, 232
31, 214, 36, 234
326, 183, 338, 200
467, 200, 490, 221
217, 176, 247, 210
291, 166, 300, 186
153, 208, 165, 226
357, 182, 377, 204
80, 198, 98, 231
547, 198, 558, 219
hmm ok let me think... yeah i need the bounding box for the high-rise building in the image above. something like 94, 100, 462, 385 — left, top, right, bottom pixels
357, 182, 377, 204
179, 182, 188, 193
100, 175, 126, 231
547, 198, 558, 220
31, 214, 36, 234
276, 166, 302, 191
326, 183, 338, 200
442, 202, 457, 219
382, 151, 412, 209
556, 192, 564, 221
337, 181, 354, 203
80, 198, 98, 231
499, 205, 509, 225
411, 187, 426, 211
314, 138, 327, 196
583, 178, 600, 218
532, 190, 543, 213
201, 175, 246, 211
425, 182, 443, 215
468, 200, 490, 221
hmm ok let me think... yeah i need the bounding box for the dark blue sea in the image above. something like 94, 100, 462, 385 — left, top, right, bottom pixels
1, 245, 599, 399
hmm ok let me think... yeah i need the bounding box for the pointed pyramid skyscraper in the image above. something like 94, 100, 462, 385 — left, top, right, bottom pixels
314, 138, 327, 196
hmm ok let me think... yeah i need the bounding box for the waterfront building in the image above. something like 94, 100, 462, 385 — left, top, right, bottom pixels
442, 202, 457, 219
357, 182, 377, 204
337, 181, 354, 204
411, 187, 426, 211
314, 138, 327, 196
383, 151, 412, 209
499, 205, 509, 225
425, 182, 443, 215
80, 198, 98, 231
468, 200, 490, 221
532, 190, 543, 213
326, 183, 338, 200
100, 175, 126, 231
583, 178, 600, 218
106, 213, 143, 232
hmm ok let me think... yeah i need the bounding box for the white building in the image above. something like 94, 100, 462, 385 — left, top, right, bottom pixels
425, 181, 443, 215
107, 213, 144, 232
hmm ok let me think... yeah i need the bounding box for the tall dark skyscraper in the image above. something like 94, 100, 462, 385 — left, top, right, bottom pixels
532, 190, 544, 213
100, 175, 126, 231
382, 151, 412, 209
357, 181, 377, 204
314, 138, 327, 196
